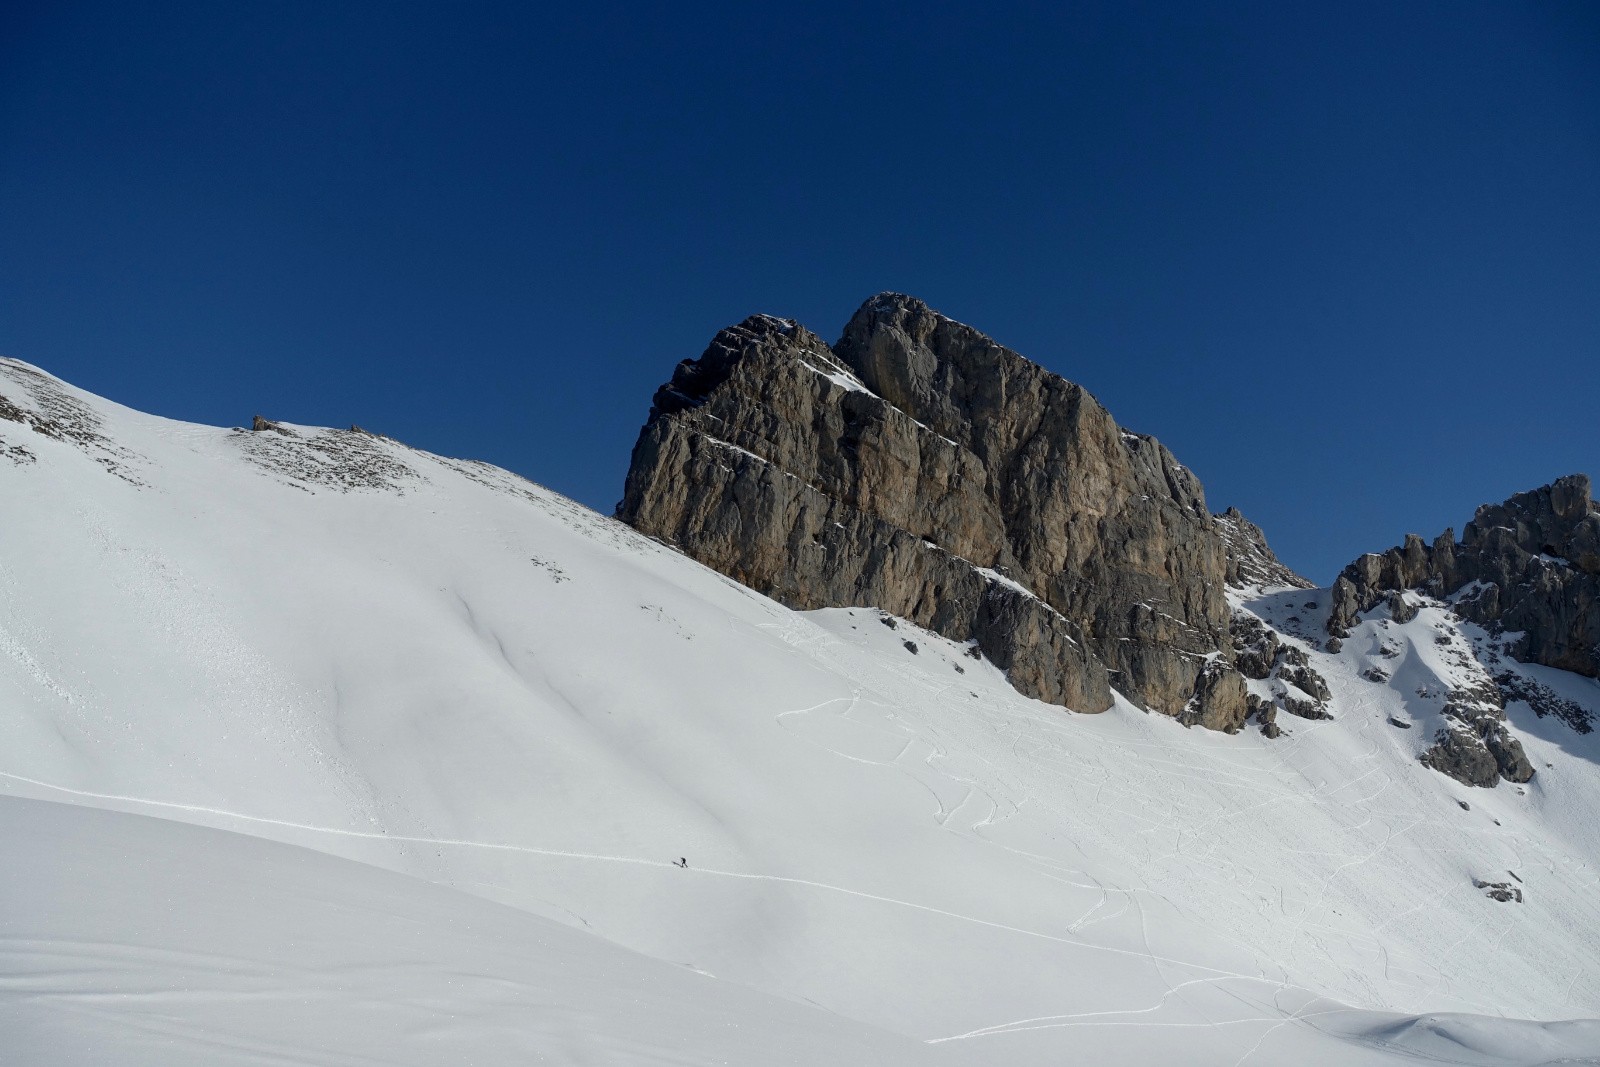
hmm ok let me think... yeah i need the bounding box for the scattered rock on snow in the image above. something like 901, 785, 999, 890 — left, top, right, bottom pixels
1474, 878, 1524, 903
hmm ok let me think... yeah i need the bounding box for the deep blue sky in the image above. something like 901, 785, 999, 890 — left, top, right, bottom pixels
2, 2, 1596, 581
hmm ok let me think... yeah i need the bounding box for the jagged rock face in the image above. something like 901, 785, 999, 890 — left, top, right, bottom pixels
618, 294, 1253, 725
1215, 507, 1315, 592
1322, 477, 1595, 787
1327, 475, 1600, 680
1229, 613, 1332, 723
1420, 673, 1536, 788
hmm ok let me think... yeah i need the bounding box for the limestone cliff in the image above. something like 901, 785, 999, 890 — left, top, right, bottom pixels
1322, 474, 1599, 785
618, 293, 1258, 729
1215, 507, 1316, 593
1327, 474, 1600, 677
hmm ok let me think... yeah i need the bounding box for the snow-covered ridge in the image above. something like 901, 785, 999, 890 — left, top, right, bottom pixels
3, 358, 1600, 1065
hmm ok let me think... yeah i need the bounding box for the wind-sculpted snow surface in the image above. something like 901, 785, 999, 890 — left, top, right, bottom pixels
2, 356, 1600, 1065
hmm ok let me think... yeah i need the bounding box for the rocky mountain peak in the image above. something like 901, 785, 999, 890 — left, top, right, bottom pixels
1465, 473, 1599, 575
1215, 507, 1316, 592
1318, 473, 1599, 787
619, 294, 1273, 732
1328, 474, 1600, 677
645, 314, 817, 421
835, 293, 1104, 471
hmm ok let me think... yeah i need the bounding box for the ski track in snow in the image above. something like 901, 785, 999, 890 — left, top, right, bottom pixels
0, 763, 1321, 992
0, 757, 1427, 1060
765, 623, 1468, 1043
5, 361, 1600, 1065
0, 595, 1432, 1052
761, 609, 1600, 1029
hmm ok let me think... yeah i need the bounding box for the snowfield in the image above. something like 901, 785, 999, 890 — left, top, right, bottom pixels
0, 795, 946, 1065
2, 356, 1599, 1065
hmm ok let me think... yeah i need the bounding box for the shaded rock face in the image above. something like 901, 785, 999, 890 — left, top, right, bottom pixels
619, 294, 1254, 725
1419, 671, 1536, 788
1327, 475, 1600, 680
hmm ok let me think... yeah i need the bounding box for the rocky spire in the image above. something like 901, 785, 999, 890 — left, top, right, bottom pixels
618, 293, 1266, 730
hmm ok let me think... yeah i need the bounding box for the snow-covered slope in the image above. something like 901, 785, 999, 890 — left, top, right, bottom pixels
3, 356, 1599, 1065
0, 795, 945, 1065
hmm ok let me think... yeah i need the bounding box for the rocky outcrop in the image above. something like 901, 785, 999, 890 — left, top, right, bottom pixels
1495, 670, 1593, 734
1216, 507, 1315, 592
1418, 669, 1536, 788
1320, 478, 1599, 786
1326, 475, 1600, 681
0, 358, 143, 483
1230, 613, 1332, 723
618, 294, 1257, 726
1474, 878, 1524, 904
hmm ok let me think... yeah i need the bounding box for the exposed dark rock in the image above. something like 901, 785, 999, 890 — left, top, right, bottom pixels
0, 442, 34, 465
0, 360, 144, 484
1280, 695, 1332, 721
1230, 614, 1283, 680
1420, 672, 1536, 787
1215, 508, 1315, 591
619, 295, 1260, 725
1496, 670, 1594, 734
1326, 476, 1600, 683
1251, 698, 1276, 726
1387, 590, 1418, 624
1279, 645, 1332, 703
237, 423, 418, 492
1486, 722, 1536, 783
1320, 479, 1597, 786
1474, 879, 1523, 903
1181, 659, 1251, 733
0, 392, 29, 427
1230, 613, 1334, 720
1328, 575, 1363, 640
